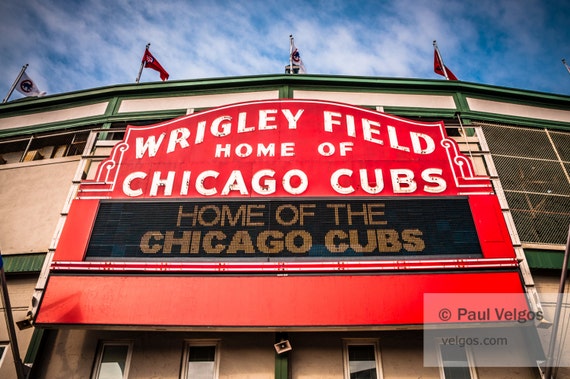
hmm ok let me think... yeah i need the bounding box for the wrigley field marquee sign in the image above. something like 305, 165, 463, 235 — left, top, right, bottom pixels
37, 99, 524, 328
80, 99, 492, 199
59, 99, 513, 263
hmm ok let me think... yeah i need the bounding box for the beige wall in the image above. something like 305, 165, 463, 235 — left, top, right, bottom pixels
290, 332, 344, 378
0, 276, 38, 379
0, 157, 79, 254
533, 275, 570, 377
34, 331, 276, 379
31, 329, 542, 378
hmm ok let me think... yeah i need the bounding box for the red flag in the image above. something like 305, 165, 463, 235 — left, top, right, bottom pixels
142, 48, 169, 81
433, 49, 458, 80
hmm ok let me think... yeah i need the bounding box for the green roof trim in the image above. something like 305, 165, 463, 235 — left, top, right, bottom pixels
2, 253, 46, 273
0, 74, 570, 137
24, 327, 45, 364
525, 249, 570, 270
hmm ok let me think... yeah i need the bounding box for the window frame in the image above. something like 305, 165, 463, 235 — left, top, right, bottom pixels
0, 343, 7, 369
91, 340, 133, 379
436, 340, 478, 379
180, 339, 221, 379
342, 338, 383, 379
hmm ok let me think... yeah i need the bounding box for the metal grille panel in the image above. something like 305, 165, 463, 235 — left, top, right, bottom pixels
480, 124, 558, 160
477, 123, 570, 246
549, 130, 570, 162
506, 192, 570, 244
493, 156, 570, 195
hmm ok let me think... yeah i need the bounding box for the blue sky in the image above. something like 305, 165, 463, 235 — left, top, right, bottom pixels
2, 0, 570, 100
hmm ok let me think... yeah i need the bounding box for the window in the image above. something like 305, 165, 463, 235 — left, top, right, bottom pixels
0, 128, 92, 164
438, 344, 477, 379
343, 340, 382, 379
91, 341, 132, 379
0, 344, 6, 368
181, 340, 220, 379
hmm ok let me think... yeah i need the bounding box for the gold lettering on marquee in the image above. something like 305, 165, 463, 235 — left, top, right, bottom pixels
402, 229, 425, 251
227, 231, 256, 254
137, 201, 434, 256
376, 229, 402, 252
140, 231, 163, 254
349, 230, 377, 253
324, 230, 349, 253
203, 231, 226, 254
275, 204, 298, 226
285, 231, 312, 254
164, 231, 192, 253
257, 230, 285, 254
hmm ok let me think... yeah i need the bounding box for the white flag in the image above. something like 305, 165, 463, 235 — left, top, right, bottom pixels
15, 71, 46, 97
290, 38, 306, 74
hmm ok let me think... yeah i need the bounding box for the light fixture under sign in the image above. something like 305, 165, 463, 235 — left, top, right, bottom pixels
274, 339, 292, 354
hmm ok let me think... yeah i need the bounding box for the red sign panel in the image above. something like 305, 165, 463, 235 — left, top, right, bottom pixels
79, 99, 491, 199
37, 100, 523, 328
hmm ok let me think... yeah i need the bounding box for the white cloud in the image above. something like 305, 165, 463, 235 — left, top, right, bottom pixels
1, 0, 569, 99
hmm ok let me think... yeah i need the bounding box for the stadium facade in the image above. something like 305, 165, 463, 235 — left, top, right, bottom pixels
0, 74, 569, 378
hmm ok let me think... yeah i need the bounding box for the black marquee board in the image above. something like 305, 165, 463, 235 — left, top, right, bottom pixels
86, 198, 482, 259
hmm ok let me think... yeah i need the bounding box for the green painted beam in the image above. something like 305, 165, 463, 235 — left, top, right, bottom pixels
1, 254, 46, 274
525, 249, 570, 270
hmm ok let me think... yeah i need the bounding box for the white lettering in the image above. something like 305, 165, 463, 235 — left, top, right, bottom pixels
149, 171, 175, 196
196, 170, 219, 196
362, 119, 383, 145
180, 171, 191, 195
281, 142, 295, 157
422, 168, 447, 193
318, 142, 335, 156
195, 121, 206, 144
235, 143, 253, 157
282, 169, 308, 195
323, 111, 342, 132
211, 115, 232, 137
136, 133, 166, 158
411, 132, 436, 154
391, 169, 417, 193
259, 109, 278, 130
257, 143, 275, 157
388, 125, 410, 152
360, 168, 384, 194
281, 109, 304, 129
167, 128, 191, 154
339, 142, 353, 156
252, 169, 276, 195
237, 112, 255, 133
330, 168, 354, 194
123, 171, 147, 196
221, 170, 249, 195
215, 144, 231, 158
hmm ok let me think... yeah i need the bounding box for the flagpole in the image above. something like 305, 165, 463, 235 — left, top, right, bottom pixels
2, 64, 28, 104
289, 35, 294, 75
136, 43, 151, 83
562, 59, 570, 75
433, 40, 449, 80
0, 252, 27, 379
